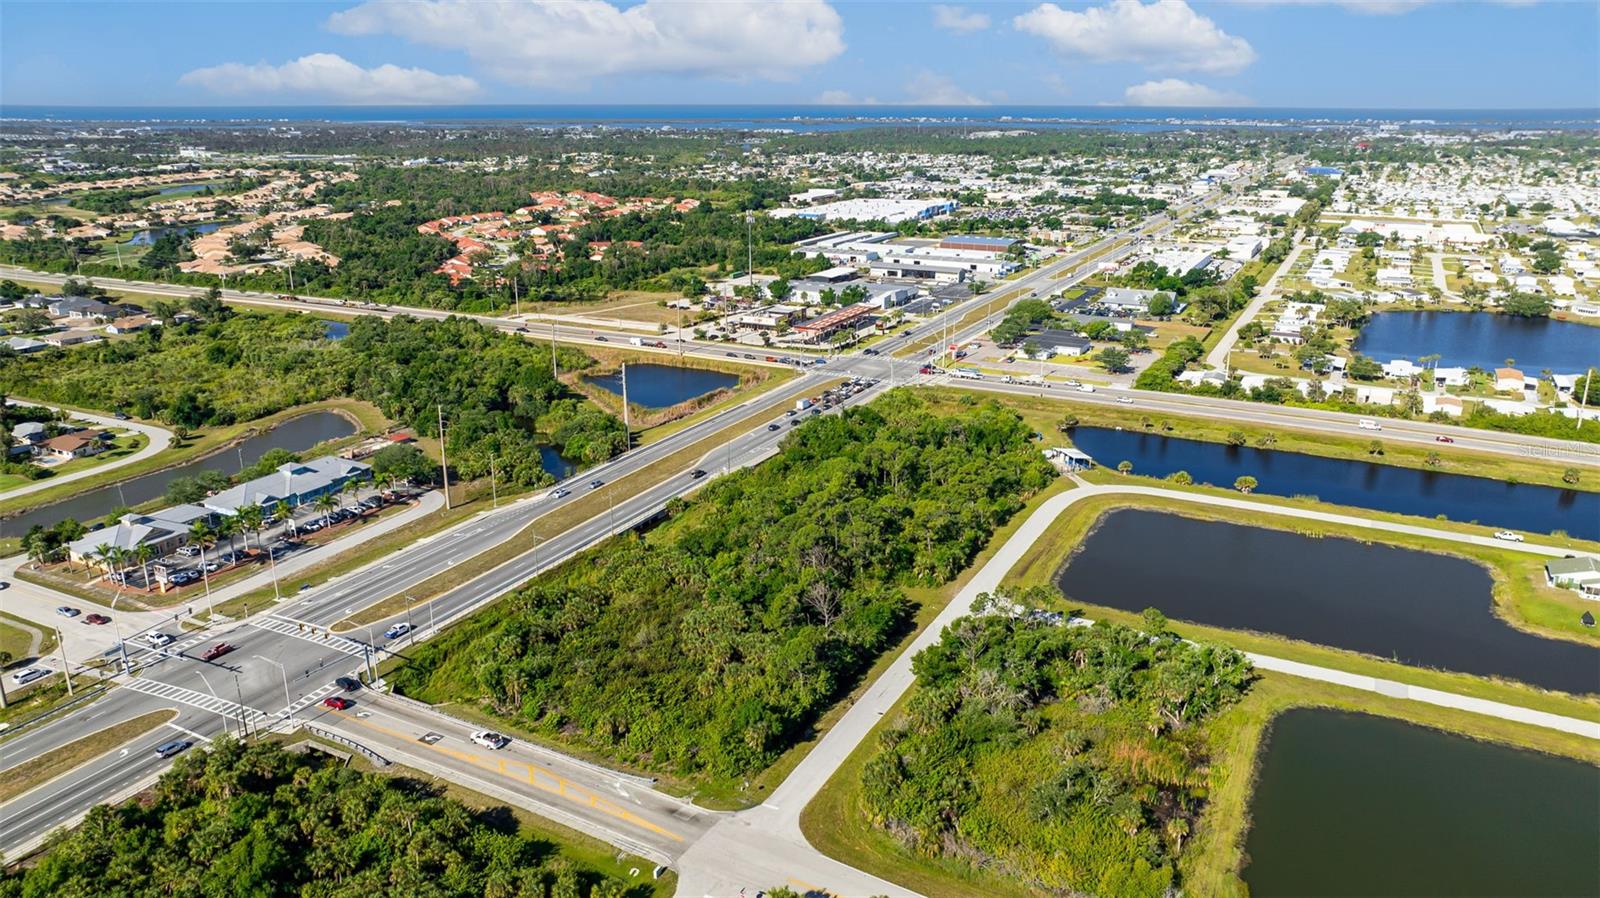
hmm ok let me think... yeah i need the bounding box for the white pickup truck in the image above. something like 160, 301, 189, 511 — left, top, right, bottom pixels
1357, 418, 1382, 431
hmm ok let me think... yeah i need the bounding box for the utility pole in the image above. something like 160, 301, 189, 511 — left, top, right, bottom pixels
489, 455, 499, 509
56, 629, 72, 696
436, 403, 452, 510
745, 213, 754, 296
512, 275, 520, 317
620, 363, 631, 452
1580, 368, 1593, 431
551, 321, 558, 379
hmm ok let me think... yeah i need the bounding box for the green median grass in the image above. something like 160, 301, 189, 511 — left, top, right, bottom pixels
0, 709, 174, 803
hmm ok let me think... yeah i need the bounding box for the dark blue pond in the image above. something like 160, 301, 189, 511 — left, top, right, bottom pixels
582, 363, 737, 409
122, 220, 230, 246
1059, 510, 1600, 694
323, 320, 350, 340
1353, 311, 1599, 374
1068, 426, 1597, 539
539, 445, 578, 480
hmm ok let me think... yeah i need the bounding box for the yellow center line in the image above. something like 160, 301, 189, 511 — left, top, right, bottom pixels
327, 708, 684, 841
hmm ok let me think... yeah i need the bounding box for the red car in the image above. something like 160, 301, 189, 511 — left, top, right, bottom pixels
322, 697, 354, 710
199, 643, 234, 662
84, 613, 111, 625
1435, 435, 1454, 443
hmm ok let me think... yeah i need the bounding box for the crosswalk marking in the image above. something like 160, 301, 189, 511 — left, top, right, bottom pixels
249, 616, 369, 657
287, 682, 341, 714
121, 677, 270, 728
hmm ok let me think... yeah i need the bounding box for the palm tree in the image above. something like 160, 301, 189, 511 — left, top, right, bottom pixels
314, 492, 337, 528
133, 543, 155, 589
342, 478, 360, 511
188, 520, 215, 590
274, 500, 296, 538
93, 543, 115, 583
217, 514, 240, 557
1234, 475, 1258, 494
237, 504, 265, 552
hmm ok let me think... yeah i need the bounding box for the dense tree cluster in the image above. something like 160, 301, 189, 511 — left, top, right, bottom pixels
0, 308, 624, 488
862, 596, 1253, 898
0, 739, 638, 898
392, 393, 1057, 782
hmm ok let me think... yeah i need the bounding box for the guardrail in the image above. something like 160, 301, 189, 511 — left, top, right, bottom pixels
301, 722, 391, 768
0, 683, 110, 740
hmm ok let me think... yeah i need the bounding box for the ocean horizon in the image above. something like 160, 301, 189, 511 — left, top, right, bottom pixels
4, 104, 1596, 132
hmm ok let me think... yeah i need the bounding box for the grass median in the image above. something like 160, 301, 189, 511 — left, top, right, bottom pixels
334, 377, 846, 632
0, 709, 174, 804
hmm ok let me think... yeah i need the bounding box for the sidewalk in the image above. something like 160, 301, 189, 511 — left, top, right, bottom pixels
0, 401, 174, 502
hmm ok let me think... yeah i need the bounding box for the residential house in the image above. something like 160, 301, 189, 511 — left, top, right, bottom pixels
39, 429, 108, 460
1494, 367, 1526, 392
1545, 557, 1600, 599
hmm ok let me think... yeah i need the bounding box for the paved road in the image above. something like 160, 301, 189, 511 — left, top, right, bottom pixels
0, 400, 174, 502
1205, 240, 1306, 370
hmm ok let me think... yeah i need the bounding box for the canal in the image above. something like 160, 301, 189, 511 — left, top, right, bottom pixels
1352, 310, 1599, 374
2, 410, 357, 537
1056, 509, 1600, 694
582, 363, 737, 409
1067, 426, 1597, 540
1243, 709, 1600, 897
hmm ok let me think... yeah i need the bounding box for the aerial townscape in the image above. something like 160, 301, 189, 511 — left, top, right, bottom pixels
0, 2, 1596, 897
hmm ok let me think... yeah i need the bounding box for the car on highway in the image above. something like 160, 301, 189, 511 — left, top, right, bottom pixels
1493, 530, 1525, 542
113, 411, 130, 420
587, 479, 604, 490
1435, 435, 1455, 443
766, 423, 780, 432
144, 632, 175, 647
84, 613, 111, 625
199, 643, 234, 661
0, 580, 7, 589
383, 622, 413, 640
690, 469, 707, 479
9, 667, 48, 687
551, 487, 570, 500
1115, 396, 1134, 404
322, 696, 354, 710
154, 739, 192, 759
56, 606, 81, 618
334, 676, 362, 691
595, 335, 608, 342
471, 730, 511, 750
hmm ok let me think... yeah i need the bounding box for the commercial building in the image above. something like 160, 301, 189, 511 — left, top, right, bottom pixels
939, 235, 1021, 254
794, 304, 874, 343
1030, 329, 1093, 357
787, 280, 917, 308
203, 456, 372, 517
68, 504, 217, 569
1100, 287, 1163, 314
777, 197, 958, 224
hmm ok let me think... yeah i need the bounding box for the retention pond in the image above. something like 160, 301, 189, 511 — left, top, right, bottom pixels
1056, 508, 1600, 694
1067, 426, 1597, 540
1243, 708, 1600, 897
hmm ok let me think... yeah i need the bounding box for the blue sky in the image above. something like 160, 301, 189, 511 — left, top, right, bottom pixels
2, 1, 1595, 109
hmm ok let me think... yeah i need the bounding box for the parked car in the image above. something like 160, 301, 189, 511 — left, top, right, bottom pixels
1493, 530, 1525, 542
84, 613, 111, 625
153, 739, 192, 759
199, 643, 234, 662
9, 667, 48, 687
471, 730, 510, 750
112, 411, 130, 420
383, 622, 413, 640
176, 545, 201, 557
321, 696, 354, 710
56, 606, 81, 618
334, 676, 362, 691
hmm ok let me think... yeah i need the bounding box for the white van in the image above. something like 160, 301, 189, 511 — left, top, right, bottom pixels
1357, 418, 1382, 431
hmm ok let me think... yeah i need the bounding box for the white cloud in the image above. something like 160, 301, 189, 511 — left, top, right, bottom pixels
179, 53, 477, 103
1014, 0, 1257, 75
903, 71, 987, 105
932, 4, 991, 32
1123, 78, 1250, 106
814, 89, 878, 105
328, 0, 846, 88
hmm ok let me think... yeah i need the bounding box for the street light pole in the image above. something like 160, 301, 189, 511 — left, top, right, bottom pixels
194, 669, 230, 737
55, 628, 73, 697
254, 655, 294, 726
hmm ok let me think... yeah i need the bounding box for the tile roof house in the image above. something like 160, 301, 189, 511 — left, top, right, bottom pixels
40, 429, 108, 459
